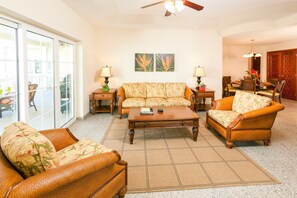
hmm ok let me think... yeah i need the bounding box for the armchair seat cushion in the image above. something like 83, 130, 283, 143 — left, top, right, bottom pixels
122, 98, 146, 108
57, 139, 112, 166
208, 110, 240, 128
166, 97, 191, 106
1, 122, 59, 178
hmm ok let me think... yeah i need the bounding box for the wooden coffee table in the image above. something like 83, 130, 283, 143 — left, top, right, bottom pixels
127, 106, 200, 144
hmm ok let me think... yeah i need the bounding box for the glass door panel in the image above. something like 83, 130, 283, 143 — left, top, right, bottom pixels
0, 23, 18, 132
27, 31, 54, 130
59, 41, 74, 126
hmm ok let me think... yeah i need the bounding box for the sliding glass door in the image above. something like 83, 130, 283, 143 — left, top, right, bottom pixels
0, 17, 76, 132
0, 21, 18, 132
59, 41, 74, 126
27, 31, 55, 129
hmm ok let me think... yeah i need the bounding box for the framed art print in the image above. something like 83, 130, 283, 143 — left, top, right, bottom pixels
156, 53, 175, 72
135, 53, 154, 72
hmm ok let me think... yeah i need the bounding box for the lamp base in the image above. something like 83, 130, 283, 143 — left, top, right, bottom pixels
102, 84, 110, 92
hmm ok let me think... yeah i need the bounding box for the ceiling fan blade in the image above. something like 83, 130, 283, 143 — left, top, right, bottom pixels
184, 0, 204, 11
141, 1, 164, 9
165, 10, 172, 17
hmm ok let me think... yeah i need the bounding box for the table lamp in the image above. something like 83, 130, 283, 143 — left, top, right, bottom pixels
194, 66, 206, 86
100, 65, 112, 92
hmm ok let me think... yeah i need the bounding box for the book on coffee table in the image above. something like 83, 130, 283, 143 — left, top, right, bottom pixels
140, 107, 154, 115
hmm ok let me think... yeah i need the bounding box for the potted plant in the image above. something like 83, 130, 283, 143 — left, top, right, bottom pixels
198, 82, 206, 91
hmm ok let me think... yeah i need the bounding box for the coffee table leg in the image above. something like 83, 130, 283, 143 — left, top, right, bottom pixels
192, 127, 199, 141
129, 129, 135, 144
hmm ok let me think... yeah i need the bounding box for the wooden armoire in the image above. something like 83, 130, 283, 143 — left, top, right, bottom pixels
267, 49, 297, 100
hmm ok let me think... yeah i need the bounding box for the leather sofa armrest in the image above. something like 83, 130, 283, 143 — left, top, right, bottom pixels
185, 86, 195, 110
212, 96, 234, 110
228, 102, 285, 129
40, 128, 78, 151
241, 101, 285, 120
9, 151, 122, 198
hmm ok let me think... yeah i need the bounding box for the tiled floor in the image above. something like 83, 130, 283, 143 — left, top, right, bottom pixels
69, 99, 297, 197
101, 119, 278, 193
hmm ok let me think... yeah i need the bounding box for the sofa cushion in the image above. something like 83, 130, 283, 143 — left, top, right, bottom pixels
146, 83, 166, 98
0, 122, 59, 178
165, 83, 186, 98
122, 98, 146, 108
208, 110, 240, 128
57, 139, 112, 166
145, 98, 167, 107
123, 83, 146, 98
166, 98, 191, 107
232, 91, 272, 114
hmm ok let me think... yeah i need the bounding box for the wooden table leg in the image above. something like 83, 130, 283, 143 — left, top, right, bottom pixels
192, 126, 199, 141
129, 129, 135, 144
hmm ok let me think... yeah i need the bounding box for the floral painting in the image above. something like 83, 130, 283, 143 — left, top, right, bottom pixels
135, 53, 154, 72
156, 54, 175, 72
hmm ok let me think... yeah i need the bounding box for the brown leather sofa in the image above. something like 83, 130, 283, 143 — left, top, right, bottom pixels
0, 128, 127, 198
206, 94, 285, 148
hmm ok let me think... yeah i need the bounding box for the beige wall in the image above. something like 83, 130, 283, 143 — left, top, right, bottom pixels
0, 0, 96, 118
95, 28, 223, 99
0, 0, 225, 116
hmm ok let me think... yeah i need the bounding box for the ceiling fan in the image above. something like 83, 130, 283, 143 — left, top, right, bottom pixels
141, 0, 204, 17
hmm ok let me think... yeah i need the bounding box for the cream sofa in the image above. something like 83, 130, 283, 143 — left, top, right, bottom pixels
206, 91, 284, 148
117, 82, 195, 118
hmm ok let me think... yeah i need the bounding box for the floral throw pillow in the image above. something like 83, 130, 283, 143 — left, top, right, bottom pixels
1, 122, 59, 178
232, 91, 272, 114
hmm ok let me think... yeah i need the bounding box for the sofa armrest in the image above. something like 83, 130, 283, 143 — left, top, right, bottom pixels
212, 96, 234, 110
185, 86, 195, 110
117, 86, 125, 114
242, 101, 285, 120
40, 128, 78, 151
9, 151, 124, 198
228, 101, 285, 129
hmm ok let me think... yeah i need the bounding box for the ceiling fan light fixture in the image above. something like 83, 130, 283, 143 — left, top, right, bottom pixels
165, 0, 185, 13
175, 0, 185, 12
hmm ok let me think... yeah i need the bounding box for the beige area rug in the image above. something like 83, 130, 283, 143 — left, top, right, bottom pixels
101, 118, 279, 193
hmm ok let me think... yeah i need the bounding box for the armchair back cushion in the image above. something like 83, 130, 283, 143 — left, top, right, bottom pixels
146, 83, 166, 98
165, 82, 186, 98
1, 122, 59, 178
123, 83, 146, 98
232, 91, 272, 114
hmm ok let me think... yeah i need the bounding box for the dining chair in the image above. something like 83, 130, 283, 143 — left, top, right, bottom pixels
28, 84, 38, 111
269, 78, 280, 86
241, 79, 256, 93
243, 75, 252, 80
222, 78, 238, 97
257, 80, 286, 103
0, 96, 14, 118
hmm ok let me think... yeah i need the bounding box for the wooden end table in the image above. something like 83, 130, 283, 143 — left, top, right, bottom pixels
127, 106, 199, 144
191, 88, 215, 111
91, 88, 116, 115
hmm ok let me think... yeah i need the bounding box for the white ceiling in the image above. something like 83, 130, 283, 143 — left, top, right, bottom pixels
62, 0, 297, 45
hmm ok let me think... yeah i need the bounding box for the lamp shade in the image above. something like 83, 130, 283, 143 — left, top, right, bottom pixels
194, 66, 206, 77
100, 66, 111, 77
